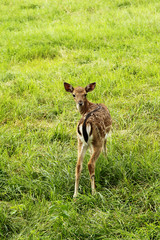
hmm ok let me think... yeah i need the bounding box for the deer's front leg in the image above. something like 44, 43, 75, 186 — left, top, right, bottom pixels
73, 140, 88, 198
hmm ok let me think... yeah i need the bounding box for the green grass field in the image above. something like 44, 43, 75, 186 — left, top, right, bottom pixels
0, 0, 160, 239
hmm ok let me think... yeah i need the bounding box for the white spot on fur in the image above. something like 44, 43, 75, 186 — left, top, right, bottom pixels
79, 124, 82, 135
105, 133, 108, 139
105, 132, 112, 139
86, 124, 91, 136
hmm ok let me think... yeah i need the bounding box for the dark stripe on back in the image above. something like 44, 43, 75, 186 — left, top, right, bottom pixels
77, 124, 82, 135
82, 105, 102, 143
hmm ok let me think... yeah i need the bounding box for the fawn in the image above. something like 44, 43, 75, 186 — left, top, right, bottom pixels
64, 82, 112, 198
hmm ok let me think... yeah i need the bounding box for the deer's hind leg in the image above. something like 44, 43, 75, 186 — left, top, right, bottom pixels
73, 140, 88, 198
88, 144, 102, 195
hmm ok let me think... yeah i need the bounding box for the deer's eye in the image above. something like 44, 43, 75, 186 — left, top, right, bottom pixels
84, 94, 87, 97
73, 94, 75, 98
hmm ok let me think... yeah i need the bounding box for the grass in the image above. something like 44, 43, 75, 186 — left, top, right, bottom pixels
0, 0, 160, 239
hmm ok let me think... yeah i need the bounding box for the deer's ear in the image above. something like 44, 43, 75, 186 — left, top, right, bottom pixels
64, 82, 74, 93
85, 82, 96, 92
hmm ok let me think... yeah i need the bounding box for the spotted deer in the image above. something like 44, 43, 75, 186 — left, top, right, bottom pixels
64, 82, 112, 198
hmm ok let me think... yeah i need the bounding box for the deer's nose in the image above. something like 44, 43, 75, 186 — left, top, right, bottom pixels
78, 101, 83, 106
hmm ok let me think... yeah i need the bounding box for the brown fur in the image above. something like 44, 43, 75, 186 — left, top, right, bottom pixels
64, 82, 112, 197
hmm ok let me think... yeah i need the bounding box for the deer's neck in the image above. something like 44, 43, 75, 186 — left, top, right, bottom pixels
79, 100, 94, 115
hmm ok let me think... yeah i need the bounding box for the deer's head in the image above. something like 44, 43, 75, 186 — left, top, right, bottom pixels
64, 82, 96, 112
